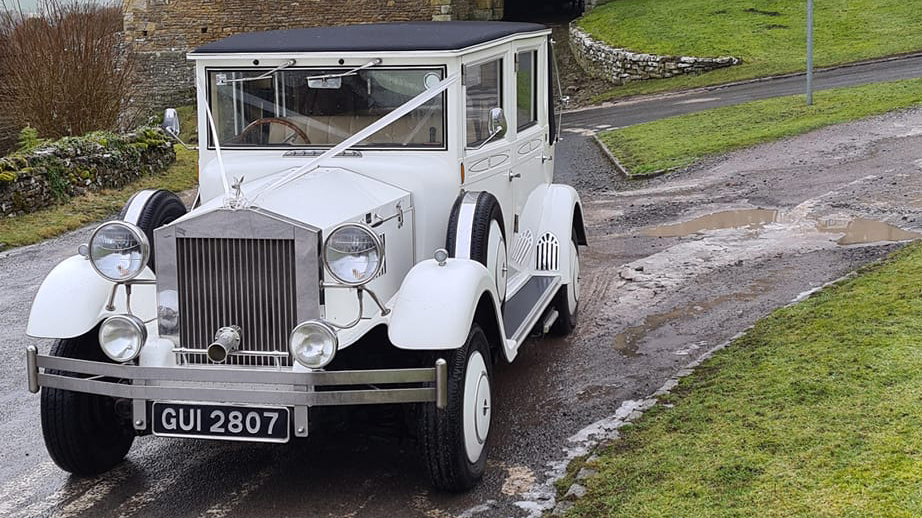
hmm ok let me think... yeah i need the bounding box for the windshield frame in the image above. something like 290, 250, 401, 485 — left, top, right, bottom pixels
203, 64, 449, 152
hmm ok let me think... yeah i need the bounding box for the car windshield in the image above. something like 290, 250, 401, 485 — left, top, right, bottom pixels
207, 67, 446, 149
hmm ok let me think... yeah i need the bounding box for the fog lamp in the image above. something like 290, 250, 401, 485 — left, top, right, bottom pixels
98, 314, 147, 363
289, 321, 338, 369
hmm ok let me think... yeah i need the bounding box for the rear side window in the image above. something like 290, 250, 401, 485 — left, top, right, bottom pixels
516, 50, 537, 131
464, 58, 503, 148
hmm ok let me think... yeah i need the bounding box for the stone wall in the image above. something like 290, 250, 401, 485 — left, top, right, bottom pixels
135, 50, 197, 109
568, 25, 740, 85
0, 128, 175, 217
125, 0, 504, 112
442, 0, 504, 21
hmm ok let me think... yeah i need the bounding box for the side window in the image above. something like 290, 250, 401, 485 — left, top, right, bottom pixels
464, 58, 503, 148
516, 50, 537, 131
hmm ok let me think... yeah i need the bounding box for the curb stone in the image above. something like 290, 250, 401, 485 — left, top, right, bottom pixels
589, 134, 674, 179
515, 267, 867, 517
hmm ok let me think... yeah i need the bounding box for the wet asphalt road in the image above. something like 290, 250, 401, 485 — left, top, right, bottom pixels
563, 54, 922, 131
4, 109, 922, 516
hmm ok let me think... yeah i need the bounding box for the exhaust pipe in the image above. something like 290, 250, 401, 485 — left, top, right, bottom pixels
207, 326, 241, 363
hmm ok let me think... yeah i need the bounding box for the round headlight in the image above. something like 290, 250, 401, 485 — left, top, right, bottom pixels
89, 221, 150, 282
322, 223, 384, 286
98, 314, 147, 363
289, 321, 338, 369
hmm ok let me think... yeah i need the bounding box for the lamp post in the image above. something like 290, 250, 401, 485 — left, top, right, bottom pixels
806, 0, 814, 105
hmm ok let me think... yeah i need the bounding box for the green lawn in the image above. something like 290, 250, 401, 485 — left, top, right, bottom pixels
578, 0, 922, 102
566, 240, 922, 517
598, 78, 922, 176
0, 106, 198, 250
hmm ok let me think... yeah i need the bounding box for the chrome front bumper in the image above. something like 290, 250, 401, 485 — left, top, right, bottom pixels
26, 346, 447, 433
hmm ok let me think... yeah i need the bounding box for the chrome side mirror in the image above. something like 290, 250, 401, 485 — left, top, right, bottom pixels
470, 107, 507, 150
161, 108, 180, 137
488, 107, 507, 141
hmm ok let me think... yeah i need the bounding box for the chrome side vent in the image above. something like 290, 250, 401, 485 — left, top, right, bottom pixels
176, 237, 297, 366
536, 232, 559, 271
511, 230, 533, 266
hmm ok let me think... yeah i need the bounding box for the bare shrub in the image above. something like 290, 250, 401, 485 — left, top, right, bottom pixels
0, 0, 136, 142
0, 28, 16, 154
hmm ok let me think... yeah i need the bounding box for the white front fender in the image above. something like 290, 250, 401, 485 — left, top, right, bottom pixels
388, 258, 504, 351
26, 255, 156, 339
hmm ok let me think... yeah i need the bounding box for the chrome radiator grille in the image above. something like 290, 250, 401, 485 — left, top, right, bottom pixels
176, 237, 297, 366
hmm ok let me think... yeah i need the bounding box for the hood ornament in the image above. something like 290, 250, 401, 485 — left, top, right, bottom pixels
225, 176, 247, 209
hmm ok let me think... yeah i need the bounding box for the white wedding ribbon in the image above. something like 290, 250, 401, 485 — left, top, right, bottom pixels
196, 75, 233, 200
247, 72, 460, 207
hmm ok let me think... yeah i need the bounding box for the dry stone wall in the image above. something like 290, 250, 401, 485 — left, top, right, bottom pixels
124, 0, 503, 111
0, 128, 175, 217
568, 25, 740, 85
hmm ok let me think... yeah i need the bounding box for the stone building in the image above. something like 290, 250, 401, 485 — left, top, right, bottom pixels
123, 0, 505, 108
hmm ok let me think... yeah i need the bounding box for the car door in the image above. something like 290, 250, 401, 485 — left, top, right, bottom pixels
509, 47, 548, 227
461, 54, 515, 240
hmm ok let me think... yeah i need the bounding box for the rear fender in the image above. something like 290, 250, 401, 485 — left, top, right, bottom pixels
520, 183, 586, 281
388, 258, 512, 359
26, 255, 156, 339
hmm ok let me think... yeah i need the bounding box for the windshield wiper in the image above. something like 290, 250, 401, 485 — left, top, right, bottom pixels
305, 58, 382, 82
216, 59, 296, 85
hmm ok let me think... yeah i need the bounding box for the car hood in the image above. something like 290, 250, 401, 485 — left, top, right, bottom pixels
188, 166, 411, 232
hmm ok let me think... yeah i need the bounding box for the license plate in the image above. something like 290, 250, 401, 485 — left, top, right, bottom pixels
152, 402, 290, 443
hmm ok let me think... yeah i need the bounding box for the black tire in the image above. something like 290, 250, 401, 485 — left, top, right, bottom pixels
119, 189, 187, 271
550, 232, 580, 336
419, 324, 493, 491
41, 333, 135, 476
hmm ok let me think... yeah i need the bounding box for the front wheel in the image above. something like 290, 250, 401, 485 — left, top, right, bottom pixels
419, 324, 493, 491
41, 333, 135, 475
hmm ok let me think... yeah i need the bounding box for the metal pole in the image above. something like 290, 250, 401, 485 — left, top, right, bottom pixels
806, 0, 814, 105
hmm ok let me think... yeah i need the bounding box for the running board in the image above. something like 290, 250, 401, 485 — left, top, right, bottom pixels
502, 275, 561, 345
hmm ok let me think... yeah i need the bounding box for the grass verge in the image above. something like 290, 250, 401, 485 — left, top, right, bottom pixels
0, 106, 197, 251
578, 0, 922, 102
599, 78, 922, 176
567, 242, 922, 517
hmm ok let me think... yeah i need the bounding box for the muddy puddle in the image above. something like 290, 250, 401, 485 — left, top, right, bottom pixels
643, 209, 922, 245
643, 209, 779, 237
612, 289, 772, 357
816, 218, 922, 245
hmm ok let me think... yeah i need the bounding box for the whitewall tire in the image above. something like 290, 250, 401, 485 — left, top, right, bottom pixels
419, 324, 493, 491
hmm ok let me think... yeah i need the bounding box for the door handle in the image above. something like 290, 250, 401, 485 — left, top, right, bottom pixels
508, 172, 522, 182
541, 154, 553, 164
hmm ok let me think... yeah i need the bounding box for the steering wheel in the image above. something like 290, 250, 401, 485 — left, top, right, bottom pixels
229, 117, 311, 145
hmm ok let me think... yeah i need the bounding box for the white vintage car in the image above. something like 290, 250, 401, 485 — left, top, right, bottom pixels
25, 21, 586, 491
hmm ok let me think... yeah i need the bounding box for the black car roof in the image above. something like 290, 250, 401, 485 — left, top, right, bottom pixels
193, 21, 549, 54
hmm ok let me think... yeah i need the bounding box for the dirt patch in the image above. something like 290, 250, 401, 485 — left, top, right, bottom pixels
641, 208, 922, 246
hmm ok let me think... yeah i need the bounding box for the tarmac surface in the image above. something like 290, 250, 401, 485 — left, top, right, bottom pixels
3, 92, 922, 517
563, 54, 922, 131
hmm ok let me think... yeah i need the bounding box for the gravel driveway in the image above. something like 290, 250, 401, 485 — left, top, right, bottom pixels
1, 108, 921, 517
